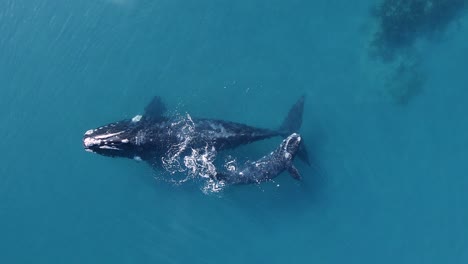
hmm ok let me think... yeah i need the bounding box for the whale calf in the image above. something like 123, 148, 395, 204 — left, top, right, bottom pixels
215, 133, 302, 185
82, 96, 309, 169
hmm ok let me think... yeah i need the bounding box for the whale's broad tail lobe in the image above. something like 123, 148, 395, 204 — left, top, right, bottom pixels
279, 95, 311, 166
279, 95, 305, 135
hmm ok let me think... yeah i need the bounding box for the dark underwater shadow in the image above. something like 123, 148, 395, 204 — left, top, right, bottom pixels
369, 0, 468, 63
366, 0, 468, 105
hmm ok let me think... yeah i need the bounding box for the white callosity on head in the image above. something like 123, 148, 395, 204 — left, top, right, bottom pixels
83, 137, 102, 147
134, 156, 142, 161
277, 133, 301, 161
282, 133, 301, 152
94, 131, 124, 140
83, 130, 126, 149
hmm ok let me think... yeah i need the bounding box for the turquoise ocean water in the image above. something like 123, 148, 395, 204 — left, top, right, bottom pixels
1, 1, 468, 263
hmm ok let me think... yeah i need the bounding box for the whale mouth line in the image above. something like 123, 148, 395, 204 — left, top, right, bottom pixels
98, 145, 121, 150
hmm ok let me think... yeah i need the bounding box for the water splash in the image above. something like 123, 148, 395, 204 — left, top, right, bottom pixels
202, 178, 226, 195
160, 113, 223, 193
183, 145, 217, 179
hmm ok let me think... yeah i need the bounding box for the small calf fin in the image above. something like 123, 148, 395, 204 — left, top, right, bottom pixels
288, 165, 301, 180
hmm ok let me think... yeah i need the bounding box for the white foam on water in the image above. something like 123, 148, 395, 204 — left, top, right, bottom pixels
161, 114, 195, 176
202, 179, 225, 195
183, 145, 217, 179
158, 113, 227, 193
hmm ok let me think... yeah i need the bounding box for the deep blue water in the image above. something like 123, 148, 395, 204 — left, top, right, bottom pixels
1, 1, 468, 263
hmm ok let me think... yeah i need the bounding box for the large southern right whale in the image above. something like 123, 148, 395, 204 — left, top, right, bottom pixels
82, 95, 309, 168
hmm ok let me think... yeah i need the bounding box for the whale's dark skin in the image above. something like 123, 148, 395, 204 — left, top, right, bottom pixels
83, 96, 308, 167
216, 133, 302, 185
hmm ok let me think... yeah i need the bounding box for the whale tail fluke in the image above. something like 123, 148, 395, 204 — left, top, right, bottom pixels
279, 95, 305, 135
279, 95, 311, 166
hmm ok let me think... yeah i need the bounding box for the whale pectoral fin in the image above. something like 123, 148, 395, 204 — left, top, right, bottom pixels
144, 96, 167, 121
288, 165, 302, 180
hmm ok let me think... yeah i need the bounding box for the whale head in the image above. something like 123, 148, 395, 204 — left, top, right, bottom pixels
281, 133, 302, 160
83, 116, 144, 158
